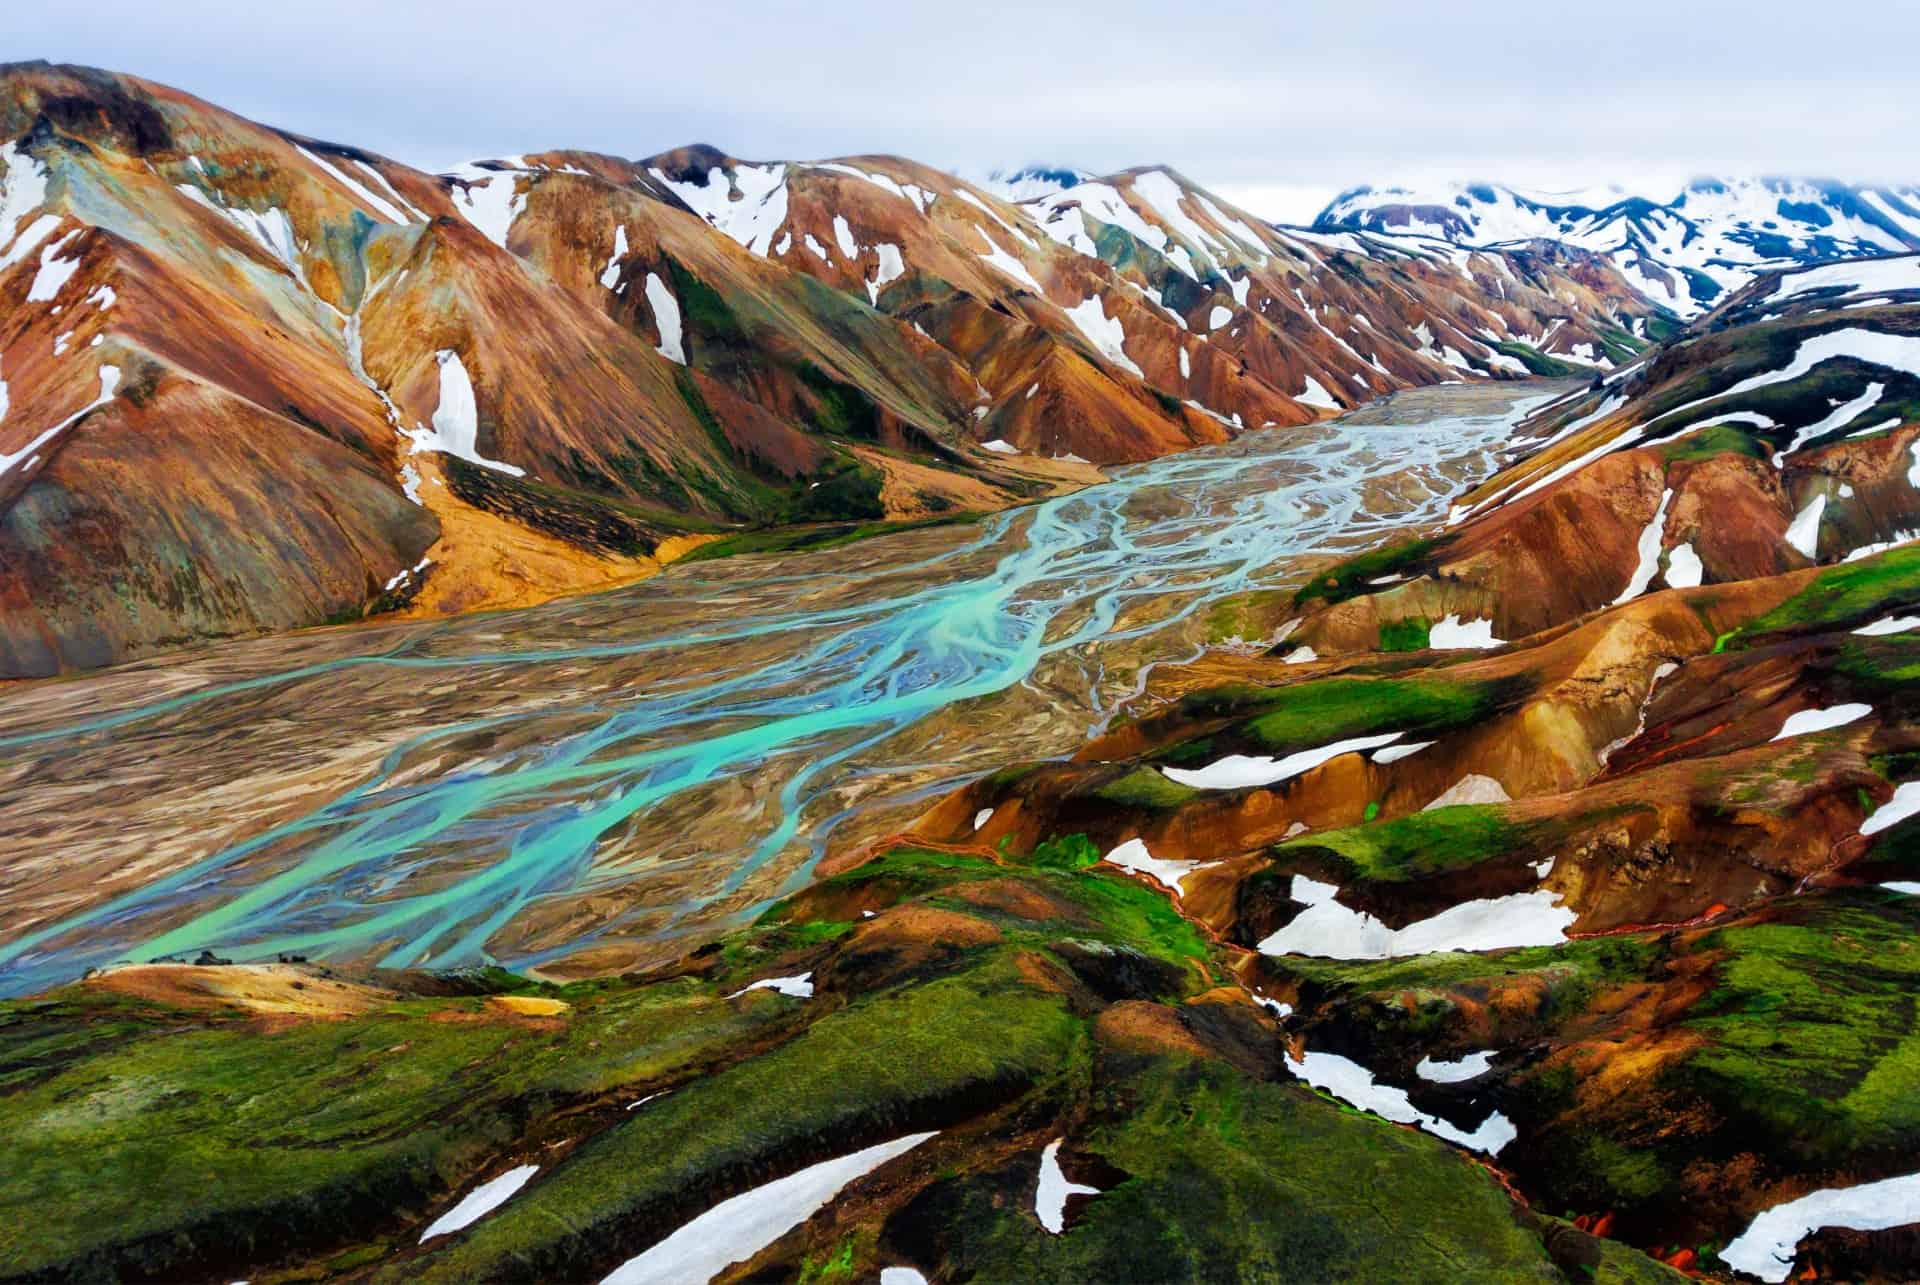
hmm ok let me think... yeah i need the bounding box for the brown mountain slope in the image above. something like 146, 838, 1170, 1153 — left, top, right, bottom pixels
0, 62, 1667, 675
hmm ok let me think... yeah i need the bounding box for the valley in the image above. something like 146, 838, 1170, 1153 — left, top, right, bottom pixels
7, 46, 1920, 1285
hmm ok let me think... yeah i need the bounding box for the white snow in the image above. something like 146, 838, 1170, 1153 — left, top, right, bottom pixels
0, 140, 58, 272
810, 163, 933, 213
0, 363, 119, 478
1296, 376, 1342, 410
1427, 614, 1504, 649
867, 242, 906, 303
1845, 531, 1920, 563
973, 807, 994, 831
1785, 493, 1827, 559
1035, 1139, 1100, 1234
832, 214, 860, 260
1770, 703, 1873, 742
1371, 740, 1434, 764
85, 283, 114, 310
26, 229, 82, 302
1773, 383, 1885, 465
420, 1165, 539, 1241
1061, 296, 1144, 378
405, 350, 525, 476
1863, 780, 1920, 837
1208, 305, 1233, 331
600, 1132, 937, 1284
642, 273, 686, 365
649, 162, 789, 257
1161, 732, 1404, 791
981, 439, 1020, 455
727, 972, 814, 1000
1665, 542, 1704, 588
1416, 1050, 1497, 1083
1720, 1170, 1920, 1283
879, 1270, 929, 1285
1718, 328, 1920, 407
1258, 876, 1573, 961
1614, 488, 1674, 603
1855, 615, 1920, 637
1771, 257, 1920, 306
352, 159, 428, 222
1286, 1049, 1517, 1155
1282, 645, 1318, 664
975, 228, 1042, 292
1103, 837, 1200, 896
600, 224, 628, 289
445, 166, 524, 251
296, 145, 410, 224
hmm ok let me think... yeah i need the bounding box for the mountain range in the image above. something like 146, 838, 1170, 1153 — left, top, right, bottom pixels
0, 61, 1659, 676
1317, 177, 1920, 317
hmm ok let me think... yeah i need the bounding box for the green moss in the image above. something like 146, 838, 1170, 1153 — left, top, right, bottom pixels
1292, 537, 1449, 609
1659, 423, 1764, 463
1092, 767, 1203, 812
1728, 544, 1920, 644
1203, 590, 1291, 643
1679, 896, 1920, 1160
1272, 804, 1531, 883
1237, 674, 1526, 757
1377, 616, 1432, 651
1024, 833, 1103, 872
797, 361, 882, 440
0, 977, 777, 1279
395, 951, 1085, 1282
1491, 340, 1586, 377
911, 1052, 1563, 1282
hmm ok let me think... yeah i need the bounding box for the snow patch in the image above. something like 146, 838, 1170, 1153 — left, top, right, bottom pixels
643, 273, 686, 364
421, 1165, 539, 1241
1062, 296, 1144, 378
405, 351, 525, 476
727, 972, 814, 1000
1720, 1170, 1920, 1283
1416, 1051, 1497, 1083
1103, 837, 1200, 895
1286, 1049, 1517, 1155
1863, 780, 1920, 837
1771, 703, 1873, 742
1162, 732, 1404, 791
1428, 614, 1504, 649
600, 1132, 937, 1284
1035, 1139, 1100, 1234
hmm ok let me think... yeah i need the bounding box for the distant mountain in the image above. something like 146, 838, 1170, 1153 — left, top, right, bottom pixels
0, 61, 1662, 675
973, 165, 1092, 203
1317, 177, 1920, 316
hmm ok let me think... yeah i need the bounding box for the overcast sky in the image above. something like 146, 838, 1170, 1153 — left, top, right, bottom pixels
6, 0, 1916, 223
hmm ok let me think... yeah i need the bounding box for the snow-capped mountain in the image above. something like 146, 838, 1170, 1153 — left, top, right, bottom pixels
0, 61, 1659, 675
973, 165, 1093, 203
1316, 178, 1920, 316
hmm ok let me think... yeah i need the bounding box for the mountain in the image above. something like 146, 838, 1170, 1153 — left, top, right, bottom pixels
0, 62, 1665, 677
885, 255, 1920, 1279
1318, 177, 1920, 317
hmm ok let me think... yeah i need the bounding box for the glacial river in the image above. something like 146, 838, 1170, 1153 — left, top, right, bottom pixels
0, 383, 1557, 996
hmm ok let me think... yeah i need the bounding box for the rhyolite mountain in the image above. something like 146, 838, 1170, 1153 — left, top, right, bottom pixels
13, 261, 1920, 1283
1318, 176, 1920, 317
12, 60, 1920, 1285
0, 61, 1667, 677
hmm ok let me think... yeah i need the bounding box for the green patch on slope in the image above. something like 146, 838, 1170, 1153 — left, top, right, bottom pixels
1292, 536, 1450, 609
1727, 544, 1920, 643
1269, 804, 1533, 883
